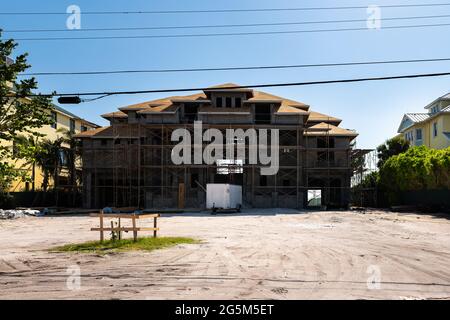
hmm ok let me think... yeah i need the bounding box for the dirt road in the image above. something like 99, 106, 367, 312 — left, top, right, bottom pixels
0, 209, 449, 299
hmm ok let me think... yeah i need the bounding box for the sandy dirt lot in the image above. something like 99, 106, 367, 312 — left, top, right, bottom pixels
0, 209, 449, 300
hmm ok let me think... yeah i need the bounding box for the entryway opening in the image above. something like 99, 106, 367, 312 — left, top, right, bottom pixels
307, 189, 322, 207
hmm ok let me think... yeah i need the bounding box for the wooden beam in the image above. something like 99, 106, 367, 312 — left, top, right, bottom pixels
91, 227, 160, 232
90, 213, 160, 219
178, 183, 185, 209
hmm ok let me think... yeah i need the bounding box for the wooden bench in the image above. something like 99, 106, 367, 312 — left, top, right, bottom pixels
90, 210, 160, 242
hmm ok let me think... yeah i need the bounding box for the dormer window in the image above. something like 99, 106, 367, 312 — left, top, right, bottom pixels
216, 97, 223, 108
430, 105, 440, 114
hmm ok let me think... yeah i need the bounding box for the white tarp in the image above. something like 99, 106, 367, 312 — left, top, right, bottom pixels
0, 209, 41, 220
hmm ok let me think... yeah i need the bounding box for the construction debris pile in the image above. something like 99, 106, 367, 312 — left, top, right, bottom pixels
0, 209, 42, 220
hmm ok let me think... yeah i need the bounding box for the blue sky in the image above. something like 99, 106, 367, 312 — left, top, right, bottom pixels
2, 0, 450, 148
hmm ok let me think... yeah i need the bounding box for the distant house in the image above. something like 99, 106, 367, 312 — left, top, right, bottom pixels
397, 93, 450, 149
6, 104, 100, 192
1, 56, 100, 192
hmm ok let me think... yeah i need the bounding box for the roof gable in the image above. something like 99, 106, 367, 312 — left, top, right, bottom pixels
398, 115, 413, 133
397, 113, 430, 133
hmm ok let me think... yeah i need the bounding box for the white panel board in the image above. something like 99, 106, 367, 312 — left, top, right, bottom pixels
206, 184, 242, 209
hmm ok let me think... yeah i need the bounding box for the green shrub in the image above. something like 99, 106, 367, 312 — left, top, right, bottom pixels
379, 146, 450, 203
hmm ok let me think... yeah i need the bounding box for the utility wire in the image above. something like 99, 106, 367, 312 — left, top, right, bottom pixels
12, 23, 450, 41
1, 3, 450, 15
82, 94, 113, 102
17, 71, 450, 98
4, 14, 450, 33
20, 57, 450, 76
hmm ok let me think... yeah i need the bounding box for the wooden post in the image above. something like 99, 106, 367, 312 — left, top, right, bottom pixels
178, 183, 185, 209
110, 220, 115, 240
153, 216, 158, 238
118, 218, 122, 240
132, 214, 137, 242
99, 209, 104, 242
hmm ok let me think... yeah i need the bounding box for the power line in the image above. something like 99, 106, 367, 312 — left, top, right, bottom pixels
20, 57, 450, 76
1, 3, 450, 15
4, 14, 450, 33
18, 71, 450, 98
11, 23, 450, 41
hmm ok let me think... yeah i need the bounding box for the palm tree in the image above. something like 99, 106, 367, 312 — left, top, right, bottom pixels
13, 135, 61, 205
56, 128, 82, 205
40, 138, 64, 192
15, 130, 80, 206
377, 137, 410, 168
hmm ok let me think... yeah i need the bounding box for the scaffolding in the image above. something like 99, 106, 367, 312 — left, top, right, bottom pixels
78, 105, 372, 210
350, 148, 378, 207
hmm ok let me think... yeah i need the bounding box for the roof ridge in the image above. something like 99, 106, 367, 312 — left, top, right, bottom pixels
206, 82, 241, 89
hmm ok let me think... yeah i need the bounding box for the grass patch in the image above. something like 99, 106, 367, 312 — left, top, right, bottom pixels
51, 237, 199, 253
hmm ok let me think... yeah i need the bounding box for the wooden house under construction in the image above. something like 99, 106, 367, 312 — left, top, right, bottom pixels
75, 83, 359, 209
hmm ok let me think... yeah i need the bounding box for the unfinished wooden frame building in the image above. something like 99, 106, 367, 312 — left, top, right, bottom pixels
75, 83, 359, 209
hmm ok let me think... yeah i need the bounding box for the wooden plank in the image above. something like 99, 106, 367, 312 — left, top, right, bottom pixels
90, 213, 134, 219
178, 183, 185, 209
136, 214, 160, 219
90, 213, 160, 219
99, 210, 104, 242
91, 227, 160, 232
137, 227, 160, 231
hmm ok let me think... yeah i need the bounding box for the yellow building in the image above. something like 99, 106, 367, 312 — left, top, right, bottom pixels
1, 56, 99, 192
6, 104, 99, 192
397, 93, 450, 149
